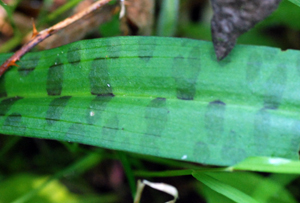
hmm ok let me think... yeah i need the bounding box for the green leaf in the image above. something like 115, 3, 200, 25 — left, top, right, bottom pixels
193, 173, 260, 203
251, 173, 298, 203
40, 0, 82, 23
232, 157, 300, 174
5, 153, 109, 203
156, 0, 179, 36
0, 174, 77, 203
262, 0, 300, 29
206, 172, 297, 203
195, 172, 297, 203
289, 0, 300, 7
0, 36, 300, 167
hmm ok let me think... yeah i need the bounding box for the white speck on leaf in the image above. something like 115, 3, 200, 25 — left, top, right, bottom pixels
55, 62, 57, 65
181, 155, 187, 160
107, 84, 111, 87
90, 111, 95, 116
268, 158, 291, 165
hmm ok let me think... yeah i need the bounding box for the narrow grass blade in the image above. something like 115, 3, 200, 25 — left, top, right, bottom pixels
156, 0, 179, 36
192, 172, 259, 203
232, 157, 300, 174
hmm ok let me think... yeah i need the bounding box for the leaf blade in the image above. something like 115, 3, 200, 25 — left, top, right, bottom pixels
0, 36, 300, 167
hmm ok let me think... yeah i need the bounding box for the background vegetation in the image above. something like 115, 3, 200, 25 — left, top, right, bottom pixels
1, 0, 300, 202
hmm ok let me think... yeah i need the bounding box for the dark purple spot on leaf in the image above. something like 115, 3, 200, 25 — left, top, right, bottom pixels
0, 96, 23, 116
46, 57, 64, 96
290, 120, 300, 158
221, 146, 247, 164
107, 38, 121, 59
221, 131, 247, 164
18, 67, 35, 77
264, 63, 286, 109
172, 52, 201, 100
253, 108, 271, 154
296, 55, 300, 77
67, 44, 82, 63
17, 54, 39, 76
0, 75, 7, 98
193, 141, 210, 163
46, 96, 72, 125
246, 52, 263, 83
205, 100, 226, 143
141, 98, 168, 156
144, 97, 168, 137
102, 115, 119, 141
2, 112, 26, 134
86, 95, 114, 125
90, 58, 113, 96
65, 123, 85, 142
139, 37, 156, 62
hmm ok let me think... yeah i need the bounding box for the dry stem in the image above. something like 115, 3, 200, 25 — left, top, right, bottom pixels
0, 0, 114, 76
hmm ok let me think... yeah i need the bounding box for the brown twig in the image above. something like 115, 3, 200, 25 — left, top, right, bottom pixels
0, 0, 114, 77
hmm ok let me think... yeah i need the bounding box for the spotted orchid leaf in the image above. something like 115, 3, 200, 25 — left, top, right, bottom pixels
0, 36, 299, 166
